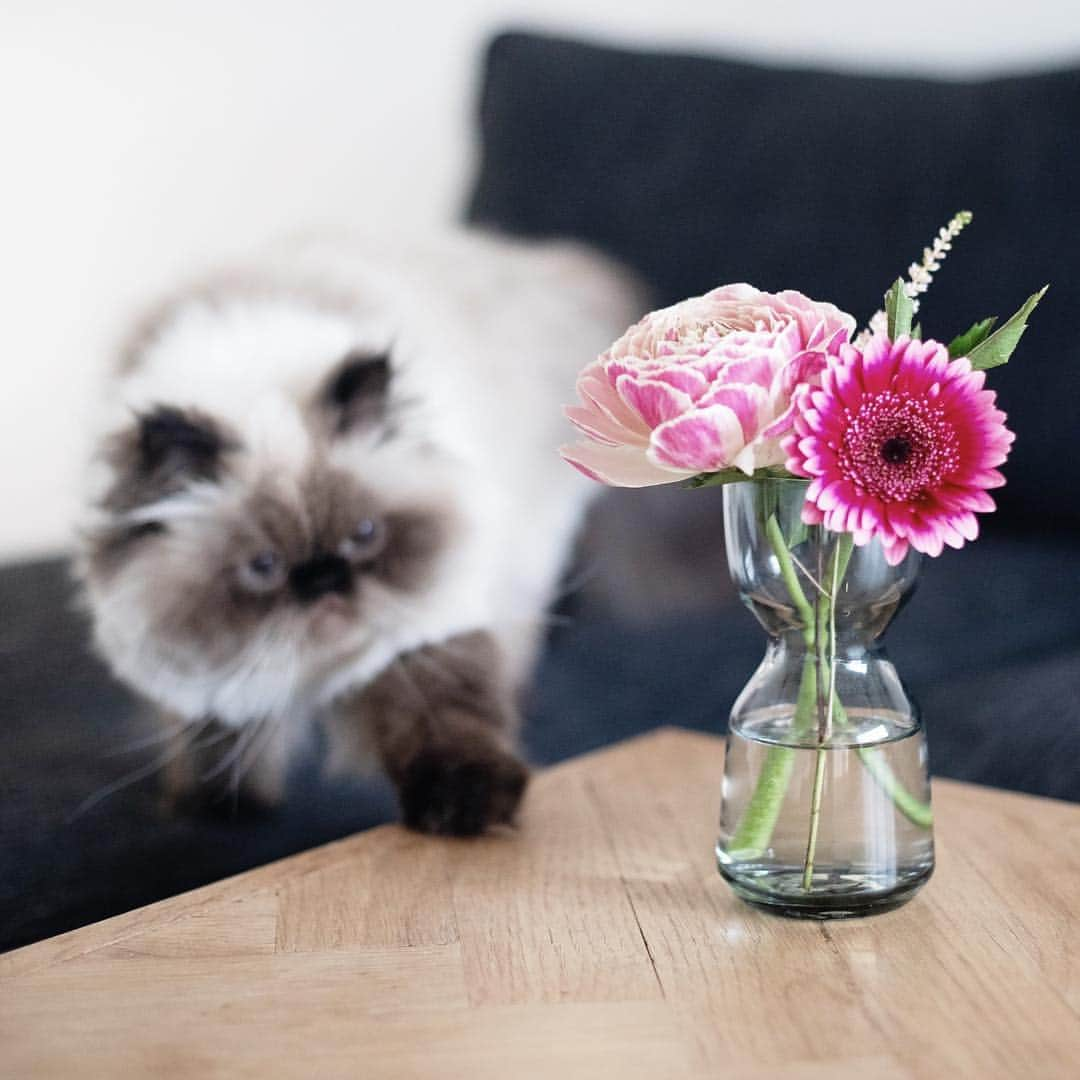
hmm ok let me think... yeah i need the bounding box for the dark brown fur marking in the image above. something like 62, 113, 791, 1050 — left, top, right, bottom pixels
322, 351, 391, 433
101, 406, 236, 514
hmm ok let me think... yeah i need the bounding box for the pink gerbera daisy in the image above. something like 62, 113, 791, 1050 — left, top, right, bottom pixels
784, 334, 1015, 565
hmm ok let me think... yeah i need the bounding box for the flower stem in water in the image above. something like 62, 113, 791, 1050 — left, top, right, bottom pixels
801, 748, 827, 890
801, 535, 852, 889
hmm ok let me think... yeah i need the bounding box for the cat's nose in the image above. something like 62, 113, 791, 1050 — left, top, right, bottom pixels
289, 553, 352, 602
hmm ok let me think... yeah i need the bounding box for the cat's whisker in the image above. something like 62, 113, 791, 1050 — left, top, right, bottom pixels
67, 734, 198, 822
230, 714, 281, 797
201, 718, 264, 783
104, 716, 202, 757
550, 559, 601, 603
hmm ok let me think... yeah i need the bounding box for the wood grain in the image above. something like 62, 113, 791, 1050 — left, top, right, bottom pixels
2, 728, 1079, 1078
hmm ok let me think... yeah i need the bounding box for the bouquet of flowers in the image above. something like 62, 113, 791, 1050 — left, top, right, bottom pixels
562, 213, 1047, 915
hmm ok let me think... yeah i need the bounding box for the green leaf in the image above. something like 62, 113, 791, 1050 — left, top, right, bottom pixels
884, 278, 914, 340
683, 466, 791, 490
786, 517, 810, 550
947, 317, 998, 358
910, 322, 922, 341
967, 286, 1049, 371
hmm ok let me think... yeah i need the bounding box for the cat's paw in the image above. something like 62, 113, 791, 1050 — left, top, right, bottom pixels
398, 743, 529, 836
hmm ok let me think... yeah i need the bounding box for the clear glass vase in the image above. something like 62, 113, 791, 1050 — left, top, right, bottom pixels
716, 478, 934, 917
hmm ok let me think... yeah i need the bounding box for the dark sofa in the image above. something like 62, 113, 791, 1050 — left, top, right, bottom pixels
3, 31, 1079, 953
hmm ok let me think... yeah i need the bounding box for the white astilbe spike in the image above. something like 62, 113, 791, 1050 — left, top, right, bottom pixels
904, 210, 973, 312
854, 309, 888, 349
860, 210, 974, 337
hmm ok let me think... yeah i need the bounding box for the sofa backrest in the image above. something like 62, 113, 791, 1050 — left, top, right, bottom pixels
468, 31, 1080, 529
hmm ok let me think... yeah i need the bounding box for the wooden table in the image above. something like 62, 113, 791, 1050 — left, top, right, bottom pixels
3, 728, 1079, 1078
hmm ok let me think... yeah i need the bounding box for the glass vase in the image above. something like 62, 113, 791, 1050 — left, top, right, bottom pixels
716, 478, 934, 917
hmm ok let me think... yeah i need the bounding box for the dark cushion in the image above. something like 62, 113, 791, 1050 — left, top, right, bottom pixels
467, 32, 1080, 527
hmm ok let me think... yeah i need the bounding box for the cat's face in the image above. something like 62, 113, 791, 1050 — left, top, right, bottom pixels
78, 292, 473, 725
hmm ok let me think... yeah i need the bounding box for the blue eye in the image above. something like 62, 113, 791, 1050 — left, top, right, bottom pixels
353, 519, 378, 544
249, 551, 279, 577
339, 517, 383, 563
237, 549, 285, 593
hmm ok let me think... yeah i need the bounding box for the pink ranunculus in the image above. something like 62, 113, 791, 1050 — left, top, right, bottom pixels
784, 334, 1015, 565
561, 284, 856, 487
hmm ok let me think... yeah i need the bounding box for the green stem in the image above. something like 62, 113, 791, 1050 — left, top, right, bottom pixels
856, 746, 934, 828
765, 515, 815, 646
727, 655, 816, 858
801, 749, 827, 890
801, 535, 851, 890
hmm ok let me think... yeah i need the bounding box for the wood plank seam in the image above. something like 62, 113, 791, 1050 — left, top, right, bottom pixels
583, 774, 667, 1001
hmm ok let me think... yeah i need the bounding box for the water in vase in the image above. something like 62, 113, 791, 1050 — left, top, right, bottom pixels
717, 704, 934, 917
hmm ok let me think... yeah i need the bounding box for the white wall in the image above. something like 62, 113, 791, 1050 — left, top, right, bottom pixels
2, 0, 1078, 561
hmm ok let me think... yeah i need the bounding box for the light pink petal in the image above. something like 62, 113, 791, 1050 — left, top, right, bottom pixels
777, 349, 828, 398
761, 401, 798, 440
882, 535, 910, 566
563, 405, 623, 446
698, 384, 768, 443
616, 375, 693, 430
651, 367, 709, 398
712, 352, 777, 388
648, 405, 746, 472
560, 441, 695, 487
579, 370, 651, 439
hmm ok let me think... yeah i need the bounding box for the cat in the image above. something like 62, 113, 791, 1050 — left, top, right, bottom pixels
75, 229, 641, 834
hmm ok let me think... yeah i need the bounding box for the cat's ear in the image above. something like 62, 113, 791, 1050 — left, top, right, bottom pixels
137, 406, 225, 480
322, 350, 391, 433
103, 405, 231, 511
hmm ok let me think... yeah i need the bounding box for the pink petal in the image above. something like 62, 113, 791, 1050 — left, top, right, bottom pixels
698, 384, 768, 443
563, 405, 623, 446
616, 375, 694, 430
714, 352, 777, 388
560, 442, 695, 487
648, 405, 746, 472
579, 370, 651, 439
652, 367, 709, 398
777, 349, 827, 397
882, 535, 910, 566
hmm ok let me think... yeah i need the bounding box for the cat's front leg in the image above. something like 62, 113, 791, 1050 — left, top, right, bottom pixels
337, 631, 529, 836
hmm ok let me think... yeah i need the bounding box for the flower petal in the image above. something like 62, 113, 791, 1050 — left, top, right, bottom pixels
560, 441, 695, 487
616, 375, 694, 430
648, 405, 746, 472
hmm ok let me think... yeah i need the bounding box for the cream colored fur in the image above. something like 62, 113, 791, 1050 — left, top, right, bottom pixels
79, 229, 641, 729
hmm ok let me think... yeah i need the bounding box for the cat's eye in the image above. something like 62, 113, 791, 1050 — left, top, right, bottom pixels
339, 517, 384, 563
237, 549, 286, 593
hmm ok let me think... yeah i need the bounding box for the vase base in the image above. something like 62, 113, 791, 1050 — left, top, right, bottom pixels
718, 862, 933, 919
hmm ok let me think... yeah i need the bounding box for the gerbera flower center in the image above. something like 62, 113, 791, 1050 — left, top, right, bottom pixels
838, 390, 960, 502
881, 436, 912, 465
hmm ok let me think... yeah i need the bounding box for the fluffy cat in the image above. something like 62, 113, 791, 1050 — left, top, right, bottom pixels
76, 229, 641, 833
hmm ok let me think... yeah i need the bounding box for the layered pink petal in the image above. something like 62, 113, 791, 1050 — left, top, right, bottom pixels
616, 375, 694, 429
560, 441, 695, 487
648, 405, 746, 472
563, 285, 855, 488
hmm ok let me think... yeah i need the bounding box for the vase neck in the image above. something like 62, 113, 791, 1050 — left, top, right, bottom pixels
775, 628, 881, 662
